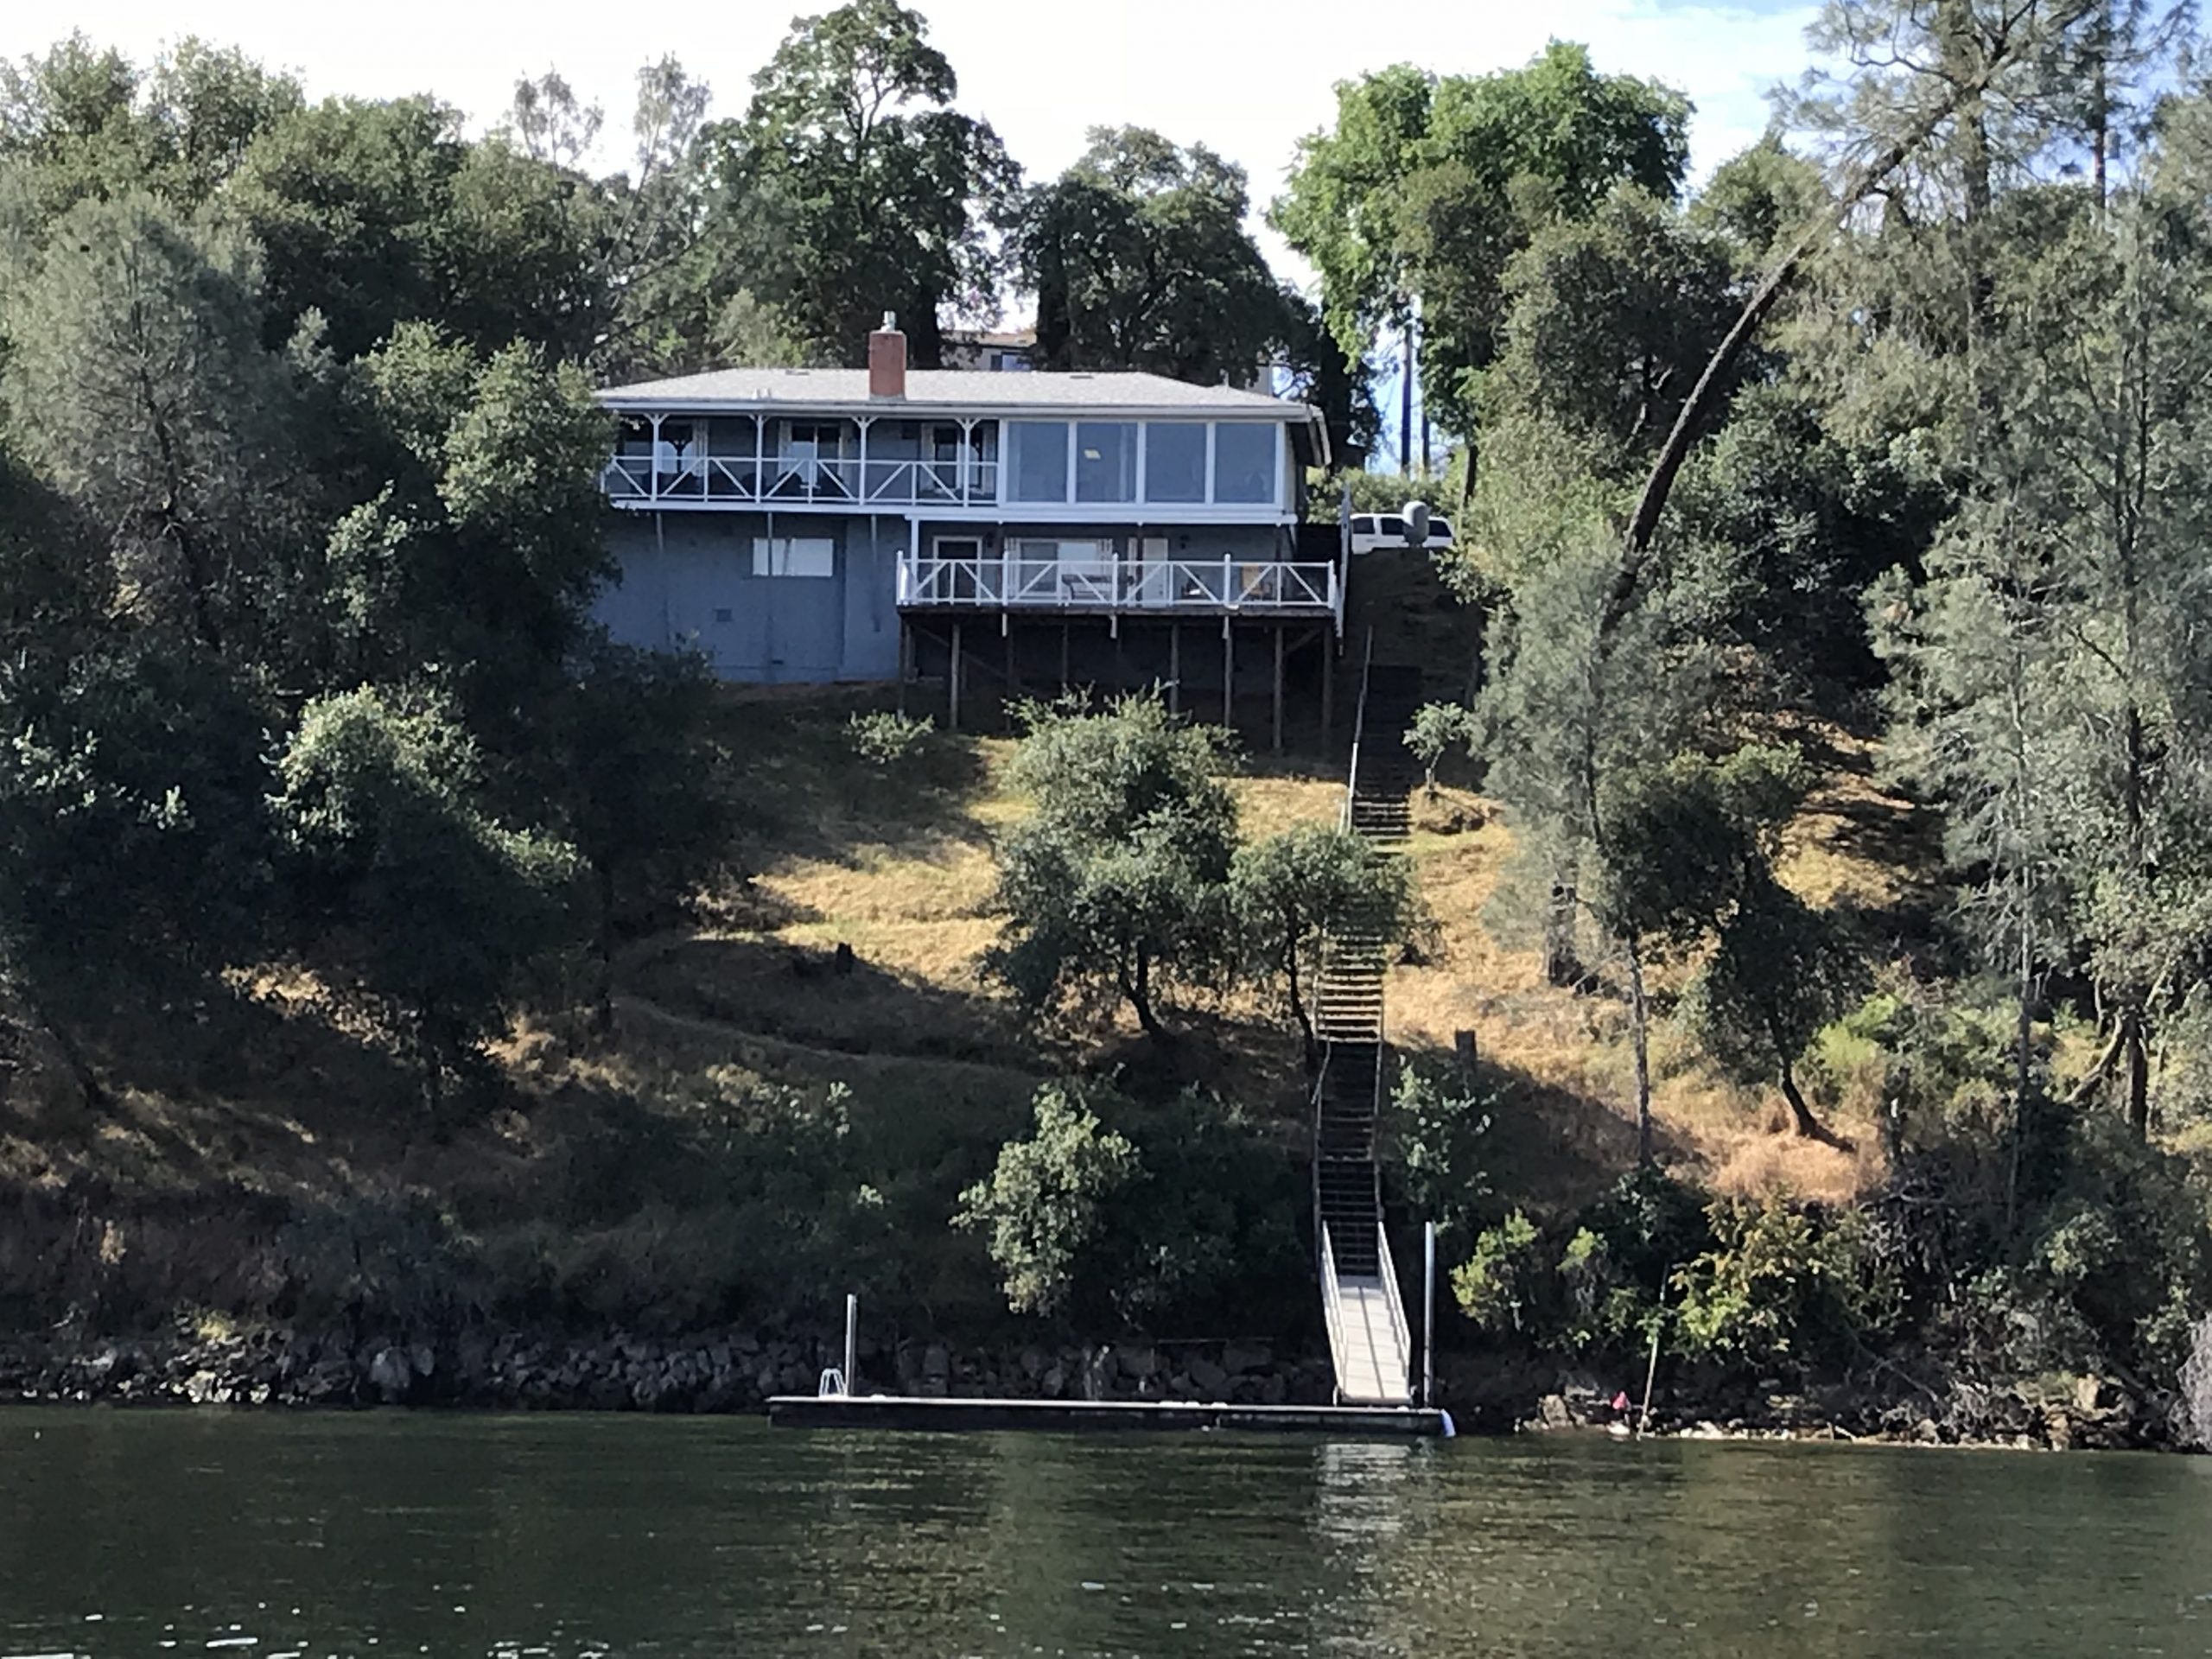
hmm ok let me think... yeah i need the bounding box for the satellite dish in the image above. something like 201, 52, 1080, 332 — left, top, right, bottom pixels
1403, 500, 1431, 547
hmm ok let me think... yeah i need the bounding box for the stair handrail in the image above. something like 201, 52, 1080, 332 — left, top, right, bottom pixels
1319, 1220, 1347, 1396
1308, 1043, 1332, 1283
1341, 629, 1374, 835
1374, 1212, 1414, 1402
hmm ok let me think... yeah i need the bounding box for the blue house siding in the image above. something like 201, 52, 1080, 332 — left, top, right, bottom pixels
594, 511, 910, 683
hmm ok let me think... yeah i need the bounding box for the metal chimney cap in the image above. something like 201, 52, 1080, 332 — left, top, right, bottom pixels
880, 311, 898, 331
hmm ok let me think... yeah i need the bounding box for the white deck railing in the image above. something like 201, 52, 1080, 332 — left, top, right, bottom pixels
895, 555, 1339, 617
603, 454, 1000, 510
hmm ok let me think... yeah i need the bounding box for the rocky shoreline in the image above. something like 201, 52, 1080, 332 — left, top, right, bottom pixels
0, 1325, 1338, 1414
0, 1326, 2188, 1452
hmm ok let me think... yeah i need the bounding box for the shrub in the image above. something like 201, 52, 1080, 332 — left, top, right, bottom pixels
1453, 1211, 1542, 1332
1403, 702, 1478, 796
1672, 1196, 1890, 1372
847, 709, 934, 767
1388, 1059, 1492, 1252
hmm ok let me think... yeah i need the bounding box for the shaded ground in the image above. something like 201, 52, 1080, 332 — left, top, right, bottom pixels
0, 686, 1926, 1340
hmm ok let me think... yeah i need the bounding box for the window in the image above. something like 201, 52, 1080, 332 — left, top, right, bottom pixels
1076, 422, 1138, 502
1007, 421, 1069, 502
1145, 423, 1207, 503
752, 537, 836, 578
1211, 423, 1277, 504
1377, 516, 1406, 539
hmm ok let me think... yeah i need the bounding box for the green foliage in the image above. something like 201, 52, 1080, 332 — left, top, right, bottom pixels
1403, 701, 1477, 795
1452, 1210, 1542, 1332
987, 695, 1236, 1037
274, 688, 580, 1098
957, 1082, 1138, 1317
1, 192, 307, 652
545, 643, 733, 1013
1672, 1197, 1891, 1370
1272, 42, 1689, 434
1388, 1059, 1492, 1250
1230, 820, 1412, 1063
958, 1078, 1302, 1329
846, 709, 935, 767
700, 0, 1018, 364
1018, 126, 1292, 385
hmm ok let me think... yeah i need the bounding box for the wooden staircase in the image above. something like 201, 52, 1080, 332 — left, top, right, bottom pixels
1312, 655, 1422, 1405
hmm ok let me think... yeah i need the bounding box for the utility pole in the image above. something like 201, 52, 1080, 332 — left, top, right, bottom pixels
1400, 314, 1414, 476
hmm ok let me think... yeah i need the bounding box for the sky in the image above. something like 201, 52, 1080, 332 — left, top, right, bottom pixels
10, 0, 1826, 282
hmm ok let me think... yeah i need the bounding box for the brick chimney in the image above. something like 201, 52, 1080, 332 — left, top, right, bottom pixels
868, 311, 906, 398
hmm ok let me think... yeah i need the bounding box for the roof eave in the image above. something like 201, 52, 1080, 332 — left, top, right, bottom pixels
594, 393, 1313, 421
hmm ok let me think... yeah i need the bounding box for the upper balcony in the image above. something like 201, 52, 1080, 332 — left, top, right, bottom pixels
605, 414, 999, 511
600, 409, 1296, 520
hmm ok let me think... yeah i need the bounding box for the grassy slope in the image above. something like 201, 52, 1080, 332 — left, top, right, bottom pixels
0, 683, 1920, 1337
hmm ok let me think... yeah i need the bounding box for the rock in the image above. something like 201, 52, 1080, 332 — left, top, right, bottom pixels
410, 1343, 436, 1379
1019, 1346, 1047, 1382
367, 1345, 413, 1404
1039, 1362, 1066, 1399
1117, 1345, 1159, 1382
1255, 1371, 1287, 1406
1537, 1394, 1573, 1430
1083, 1347, 1116, 1402
1222, 1342, 1271, 1376
2074, 1374, 2105, 1413
183, 1368, 227, 1406
1187, 1357, 1229, 1399
921, 1343, 951, 1382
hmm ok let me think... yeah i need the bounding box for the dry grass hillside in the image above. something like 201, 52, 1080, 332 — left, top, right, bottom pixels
0, 685, 1928, 1335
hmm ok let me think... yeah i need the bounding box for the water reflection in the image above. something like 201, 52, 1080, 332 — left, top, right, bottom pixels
4, 1411, 2212, 1657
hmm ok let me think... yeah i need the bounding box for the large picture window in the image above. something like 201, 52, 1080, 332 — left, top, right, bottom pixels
752, 537, 836, 578
1075, 422, 1138, 502
1144, 423, 1206, 503
1007, 421, 1070, 502
1212, 423, 1277, 505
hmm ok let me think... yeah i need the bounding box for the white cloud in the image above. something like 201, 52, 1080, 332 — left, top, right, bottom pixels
10, 0, 1820, 270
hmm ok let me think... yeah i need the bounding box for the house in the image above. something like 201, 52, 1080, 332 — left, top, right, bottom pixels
939, 325, 1036, 372
592, 316, 1340, 742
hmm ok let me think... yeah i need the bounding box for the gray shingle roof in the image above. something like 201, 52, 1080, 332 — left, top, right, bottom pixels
596, 367, 1309, 418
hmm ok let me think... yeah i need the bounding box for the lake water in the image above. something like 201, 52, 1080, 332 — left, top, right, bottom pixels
4, 1408, 2211, 1656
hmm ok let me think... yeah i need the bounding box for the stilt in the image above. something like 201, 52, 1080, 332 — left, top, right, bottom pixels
1059, 621, 1071, 691
1272, 626, 1285, 756
1005, 620, 1017, 711
1321, 633, 1335, 748
950, 620, 963, 733
1169, 623, 1181, 715
1222, 622, 1235, 731
897, 619, 912, 717
1114, 626, 1124, 694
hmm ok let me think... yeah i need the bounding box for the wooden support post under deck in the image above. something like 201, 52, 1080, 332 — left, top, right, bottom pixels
1168, 623, 1180, 715
1321, 634, 1334, 748
1222, 621, 1235, 731
897, 618, 912, 716
1059, 621, 1071, 690
1273, 626, 1285, 755
950, 620, 963, 732
1005, 621, 1017, 710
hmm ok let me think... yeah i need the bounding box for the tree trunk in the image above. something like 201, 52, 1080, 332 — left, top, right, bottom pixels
1629, 939, 1653, 1166
1127, 948, 1165, 1039
1542, 878, 1581, 988
2123, 1000, 2150, 1138
1605, 29, 2039, 648
592, 861, 619, 1038
1288, 949, 1318, 1077
2008, 908, 2033, 1236
31, 998, 104, 1110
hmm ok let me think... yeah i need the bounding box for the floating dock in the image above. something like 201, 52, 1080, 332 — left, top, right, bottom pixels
767, 1394, 1452, 1438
